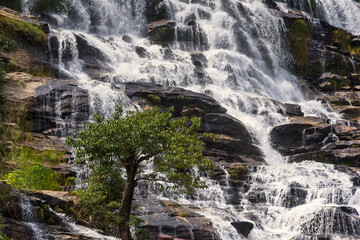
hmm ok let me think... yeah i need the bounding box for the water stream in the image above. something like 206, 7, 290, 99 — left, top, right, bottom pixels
19, 0, 360, 239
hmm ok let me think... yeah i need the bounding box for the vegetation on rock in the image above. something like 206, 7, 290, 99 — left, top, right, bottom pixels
286, 19, 311, 76
0, 15, 47, 47
67, 106, 214, 240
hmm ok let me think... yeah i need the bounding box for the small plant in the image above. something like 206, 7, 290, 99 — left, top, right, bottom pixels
147, 94, 161, 104
0, 35, 17, 52
18, 79, 25, 88
229, 165, 248, 180
178, 211, 190, 218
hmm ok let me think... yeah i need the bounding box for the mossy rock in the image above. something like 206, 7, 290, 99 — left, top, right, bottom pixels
332, 29, 360, 56
0, 14, 47, 48
286, 19, 311, 76
229, 165, 248, 180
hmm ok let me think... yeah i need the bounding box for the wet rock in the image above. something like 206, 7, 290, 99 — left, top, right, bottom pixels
122, 34, 132, 43
124, 82, 226, 116
32, 80, 90, 136
73, 33, 111, 78
146, 0, 170, 22
340, 108, 360, 122
201, 113, 251, 141
230, 221, 254, 237
148, 20, 176, 43
281, 103, 304, 117
282, 187, 307, 208
197, 9, 211, 20
302, 207, 360, 235
135, 46, 150, 58
184, 13, 197, 26
3, 218, 35, 240
190, 52, 208, 68
317, 73, 351, 92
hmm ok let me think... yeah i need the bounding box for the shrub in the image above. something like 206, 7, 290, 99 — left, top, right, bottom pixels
5, 163, 61, 190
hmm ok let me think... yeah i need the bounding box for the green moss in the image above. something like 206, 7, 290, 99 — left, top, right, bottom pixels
147, 94, 161, 104
155, 27, 169, 41
332, 29, 360, 55
286, 19, 311, 76
229, 165, 248, 180
0, 15, 47, 47
178, 211, 190, 218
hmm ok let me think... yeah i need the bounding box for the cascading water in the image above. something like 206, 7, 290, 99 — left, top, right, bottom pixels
280, 0, 360, 35
20, 0, 360, 239
20, 196, 47, 240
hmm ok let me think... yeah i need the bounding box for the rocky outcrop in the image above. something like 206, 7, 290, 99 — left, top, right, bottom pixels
270, 117, 360, 167
133, 199, 220, 240
123, 82, 264, 165
282, 8, 360, 82
31, 80, 90, 137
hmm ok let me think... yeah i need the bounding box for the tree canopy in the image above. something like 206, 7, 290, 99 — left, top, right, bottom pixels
67, 106, 214, 240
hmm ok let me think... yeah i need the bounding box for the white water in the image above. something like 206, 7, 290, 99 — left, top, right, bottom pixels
20, 196, 47, 240
281, 0, 360, 35
52, 210, 119, 240
21, 0, 360, 239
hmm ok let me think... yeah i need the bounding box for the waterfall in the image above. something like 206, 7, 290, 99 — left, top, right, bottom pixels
17, 0, 360, 239
281, 0, 360, 35
20, 196, 47, 240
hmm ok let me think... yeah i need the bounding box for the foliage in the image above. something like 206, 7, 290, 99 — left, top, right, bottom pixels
0, 35, 17, 52
0, 60, 7, 105
0, 15, 47, 47
76, 166, 125, 234
147, 94, 161, 104
67, 106, 214, 240
67, 106, 213, 195
4, 146, 66, 166
5, 163, 61, 190
130, 215, 149, 240
0, 214, 9, 240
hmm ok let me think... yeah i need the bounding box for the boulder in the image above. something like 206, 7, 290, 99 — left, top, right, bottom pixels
133, 199, 219, 240
230, 221, 254, 237
148, 20, 176, 43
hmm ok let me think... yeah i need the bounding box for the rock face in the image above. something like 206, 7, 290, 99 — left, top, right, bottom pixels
31, 80, 90, 137
270, 117, 360, 167
133, 199, 220, 240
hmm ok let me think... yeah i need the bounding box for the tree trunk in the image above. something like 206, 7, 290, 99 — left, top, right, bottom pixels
117, 163, 138, 240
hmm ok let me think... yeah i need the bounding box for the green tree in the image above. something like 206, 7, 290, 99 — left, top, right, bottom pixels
67, 107, 214, 240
